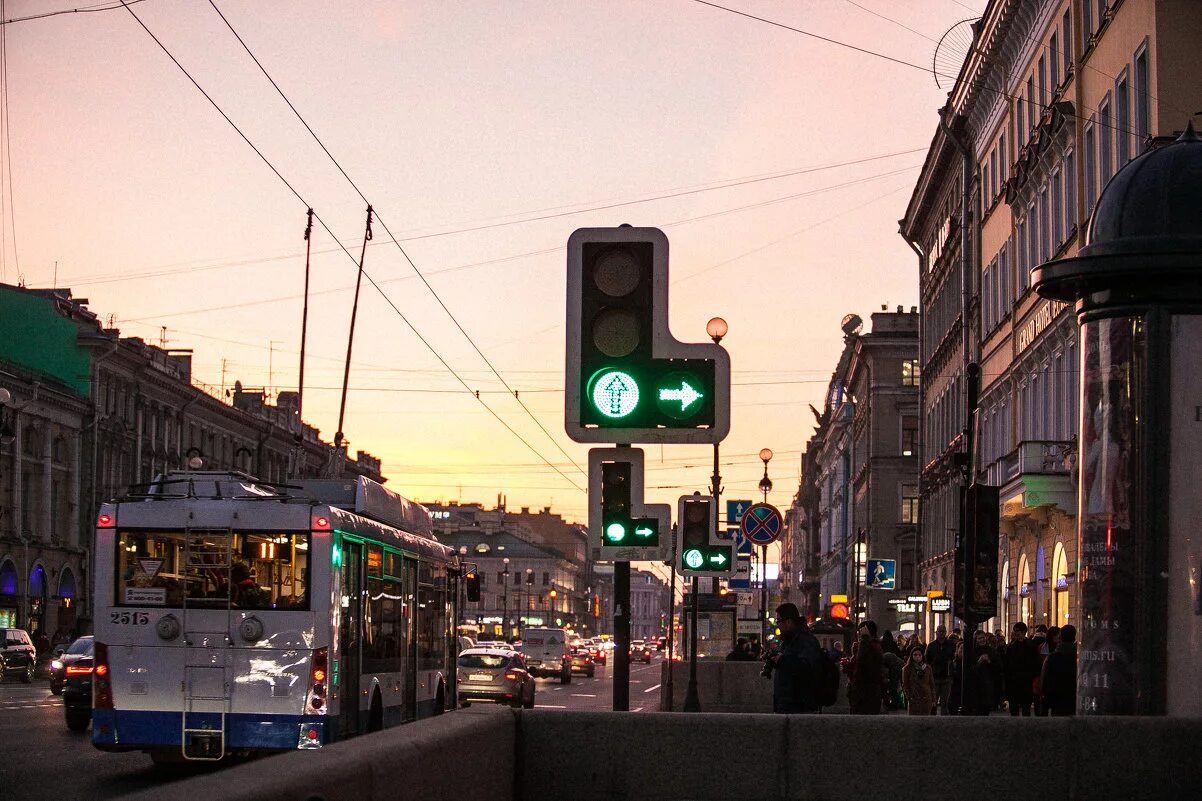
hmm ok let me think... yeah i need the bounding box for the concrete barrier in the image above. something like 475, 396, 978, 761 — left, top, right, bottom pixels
118, 705, 515, 801
658, 659, 773, 712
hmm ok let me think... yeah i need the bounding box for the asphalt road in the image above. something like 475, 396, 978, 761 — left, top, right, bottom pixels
0, 652, 664, 800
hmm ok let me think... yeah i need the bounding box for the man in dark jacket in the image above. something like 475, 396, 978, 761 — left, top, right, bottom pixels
769, 603, 822, 713
925, 625, 956, 715
1004, 622, 1041, 716
1041, 624, 1077, 716
850, 620, 883, 714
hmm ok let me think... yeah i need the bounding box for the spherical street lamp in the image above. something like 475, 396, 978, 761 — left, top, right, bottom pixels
758, 448, 773, 501
706, 317, 729, 344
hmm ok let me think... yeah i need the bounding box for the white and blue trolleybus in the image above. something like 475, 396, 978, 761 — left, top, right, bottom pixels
91, 471, 460, 763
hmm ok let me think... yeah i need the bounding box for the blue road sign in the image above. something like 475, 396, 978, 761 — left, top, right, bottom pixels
739, 503, 783, 546
732, 530, 753, 555
866, 558, 897, 590
727, 500, 752, 526
729, 555, 752, 589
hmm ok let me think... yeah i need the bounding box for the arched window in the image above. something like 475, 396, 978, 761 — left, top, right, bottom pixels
1019, 553, 1032, 626
0, 559, 17, 595
1052, 541, 1069, 625
58, 567, 77, 600
1000, 560, 1010, 633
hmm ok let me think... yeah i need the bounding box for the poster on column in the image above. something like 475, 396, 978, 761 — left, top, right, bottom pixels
1077, 316, 1141, 715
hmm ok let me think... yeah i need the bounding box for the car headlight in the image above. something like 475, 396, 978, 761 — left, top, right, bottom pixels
51, 660, 63, 671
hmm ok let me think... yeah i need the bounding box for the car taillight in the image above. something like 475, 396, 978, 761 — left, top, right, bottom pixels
66, 665, 94, 676
305, 647, 329, 713
504, 671, 519, 681
93, 643, 113, 709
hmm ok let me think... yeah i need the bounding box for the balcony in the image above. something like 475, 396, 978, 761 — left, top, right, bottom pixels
988, 440, 1076, 518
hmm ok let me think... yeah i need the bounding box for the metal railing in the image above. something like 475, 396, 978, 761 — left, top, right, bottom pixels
985, 440, 1072, 486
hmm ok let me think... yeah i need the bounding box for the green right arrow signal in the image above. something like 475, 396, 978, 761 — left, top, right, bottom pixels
709, 552, 728, 567
635, 525, 654, 538
658, 380, 703, 412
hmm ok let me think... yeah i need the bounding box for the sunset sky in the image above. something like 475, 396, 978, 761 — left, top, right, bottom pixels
8, 0, 984, 529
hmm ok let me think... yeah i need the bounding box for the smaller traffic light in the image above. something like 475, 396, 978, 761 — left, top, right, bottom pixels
677, 494, 732, 576
588, 447, 671, 561
829, 602, 850, 620
465, 572, 481, 603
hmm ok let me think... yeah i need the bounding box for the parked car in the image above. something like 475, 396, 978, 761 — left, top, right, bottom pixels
456, 647, 535, 709
0, 628, 36, 684
49, 636, 93, 696
62, 647, 95, 732
521, 627, 572, 683
568, 647, 596, 677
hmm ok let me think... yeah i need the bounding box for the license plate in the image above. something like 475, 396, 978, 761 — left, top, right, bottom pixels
470, 674, 492, 682
528, 659, 542, 665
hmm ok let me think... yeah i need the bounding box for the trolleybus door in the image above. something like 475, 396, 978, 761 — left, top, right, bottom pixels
403, 557, 417, 722
338, 540, 364, 739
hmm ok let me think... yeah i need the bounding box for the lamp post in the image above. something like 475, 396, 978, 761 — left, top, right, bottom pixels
0, 387, 14, 447
524, 568, 533, 629
502, 557, 510, 641
758, 448, 773, 644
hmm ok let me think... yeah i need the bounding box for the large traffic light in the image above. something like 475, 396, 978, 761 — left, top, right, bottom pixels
677, 495, 732, 576
588, 447, 671, 562
566, 226, 730, 444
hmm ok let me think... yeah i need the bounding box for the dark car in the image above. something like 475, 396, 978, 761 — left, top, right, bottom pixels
456, 647, 535, 708
62, 646, 94, 732
49, 636, 93, 696
0, 628, 36, 684
630, 642, 652, 664
568, 647, 595, 677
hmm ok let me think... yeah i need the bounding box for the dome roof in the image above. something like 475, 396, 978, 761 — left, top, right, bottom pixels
1084, 121, 1202, 258
1033, 122, 1202, 302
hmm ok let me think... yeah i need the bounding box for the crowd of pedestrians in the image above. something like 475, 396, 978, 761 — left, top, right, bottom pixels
831, 619, 1076, 716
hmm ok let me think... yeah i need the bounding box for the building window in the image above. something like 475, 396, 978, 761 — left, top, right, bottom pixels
1116, 71, 1130, 165
1027, 77, 1036, 130
1099, 95, 1113, 187
1038, 186, 1050, 263
1050, 32, 1060, 90
1084, 119, 1097, 216
542, 572, 550, 586
1083, 1, 1093, 40
1134, 44, 1150, 153
900, 492, 919, 525
496, 572, 505, 585
902, 417, 918, 457
1065, 149, 1077, 232
990, 148, 998, 201
1051, 168, 1064, 251
1062, 10, 1072, 75
901, 359, 920, 387
1016, 95, 1025, 145
1038, 55, 1046, 107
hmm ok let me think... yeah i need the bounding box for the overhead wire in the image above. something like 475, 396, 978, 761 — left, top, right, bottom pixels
118, 0, 585, 493
0, 0, 148, 26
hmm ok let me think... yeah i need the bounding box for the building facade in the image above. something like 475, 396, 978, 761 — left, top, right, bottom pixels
0, 284, 382, 636
900, 0, 1202, 633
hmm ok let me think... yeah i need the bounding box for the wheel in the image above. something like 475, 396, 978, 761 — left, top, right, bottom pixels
149, 750, 188, 767
523, 689, 535, 709
65, 708, 90, 732
587, 667, 595, 678
51, 682, 63, 696
367, 691, 383, 732
434, 684, 445, 715
560, 669, 570, 685
21, 664, 33, 684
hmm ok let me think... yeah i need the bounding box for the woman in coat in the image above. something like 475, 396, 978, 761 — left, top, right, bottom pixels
902, 646, 936, 715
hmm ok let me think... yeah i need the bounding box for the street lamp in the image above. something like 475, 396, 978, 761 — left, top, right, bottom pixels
0, 387, 14, 448
758, 448, 774, 502
524, 568, 533, 628
757, 448, 774, 643
502, 557, 510, 641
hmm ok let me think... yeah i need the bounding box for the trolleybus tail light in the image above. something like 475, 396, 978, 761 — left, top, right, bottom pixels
297, 721, 325, 749
306, 647, 329, 713
312, 515, 331, 531
96, 512, 114, 528
93, 642, 114, 709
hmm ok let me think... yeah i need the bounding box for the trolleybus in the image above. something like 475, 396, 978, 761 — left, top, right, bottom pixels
91, 471, 460, 763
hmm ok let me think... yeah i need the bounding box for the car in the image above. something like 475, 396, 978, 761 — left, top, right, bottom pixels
521, 627, 572, 683
568, 647, 595, 677
0, 628, 36, 684
587, 643, 607, 665
629, 641, 652, 664
62, 644, 95, 732
456, 647, 535, 709
49, 636, 93, 695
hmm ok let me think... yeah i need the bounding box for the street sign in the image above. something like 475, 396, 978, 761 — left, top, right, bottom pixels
865, 558, 897, 590
734, 531, 752, 555
587, 448, 672, 562
564, 227, 731, 444
739, 502, 783, 546
729, 555, 752, 589
736, 592, 755, 606
726, 499, 752, 526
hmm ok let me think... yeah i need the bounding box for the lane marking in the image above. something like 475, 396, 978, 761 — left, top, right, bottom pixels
643, 683, 661, 693
570, 693, 596, 698
537, 704, 567, 708
632, 706, 644, 712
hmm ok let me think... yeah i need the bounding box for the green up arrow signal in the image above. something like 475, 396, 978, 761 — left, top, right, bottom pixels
683, 548, 705, 570
658, 381, 703, 412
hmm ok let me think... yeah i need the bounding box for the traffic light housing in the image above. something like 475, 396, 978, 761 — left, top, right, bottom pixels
465, 572, 480, 603
588, 447, 671, 562
565, 226, 730, 444
677, 495, 732, 576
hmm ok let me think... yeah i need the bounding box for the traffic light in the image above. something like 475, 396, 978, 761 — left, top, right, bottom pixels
465, 572, 480, 603
588, 447, 671, 561
828, 602, 850, 620
677, 495, 732, 576
565, 226, 730, 444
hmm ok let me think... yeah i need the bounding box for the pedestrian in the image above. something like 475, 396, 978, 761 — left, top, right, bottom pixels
968, 629, 1000, 715
882, 646, 904, 710
948, 640, 964, 715
902, 646, 936, 715
1003, 622, 1040, 716
924, 625, 956, 715
767, 603, 823, 714
849, 620, 883, 715
1041, 624, 1077, 716
727, 638, 751, 661
881, 629, 900, 657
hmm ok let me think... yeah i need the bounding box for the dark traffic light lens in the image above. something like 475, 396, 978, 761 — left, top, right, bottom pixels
591, 308, 640, 357
684, 502, 706, 524
592, 247, 641, 297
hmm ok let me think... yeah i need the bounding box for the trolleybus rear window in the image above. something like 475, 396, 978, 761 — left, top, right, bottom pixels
115, 530, 310, 610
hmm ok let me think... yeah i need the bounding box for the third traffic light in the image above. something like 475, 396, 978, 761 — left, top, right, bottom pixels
677, 494, 732, 576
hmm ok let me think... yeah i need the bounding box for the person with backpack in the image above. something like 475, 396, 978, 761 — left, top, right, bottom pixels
767, 603, 824, 713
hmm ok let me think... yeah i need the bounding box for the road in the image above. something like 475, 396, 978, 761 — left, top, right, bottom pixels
0, 652, 664, 800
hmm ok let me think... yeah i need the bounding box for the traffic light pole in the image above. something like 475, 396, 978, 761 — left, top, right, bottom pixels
684, 576, 701, 712
613, 560, 631, 712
